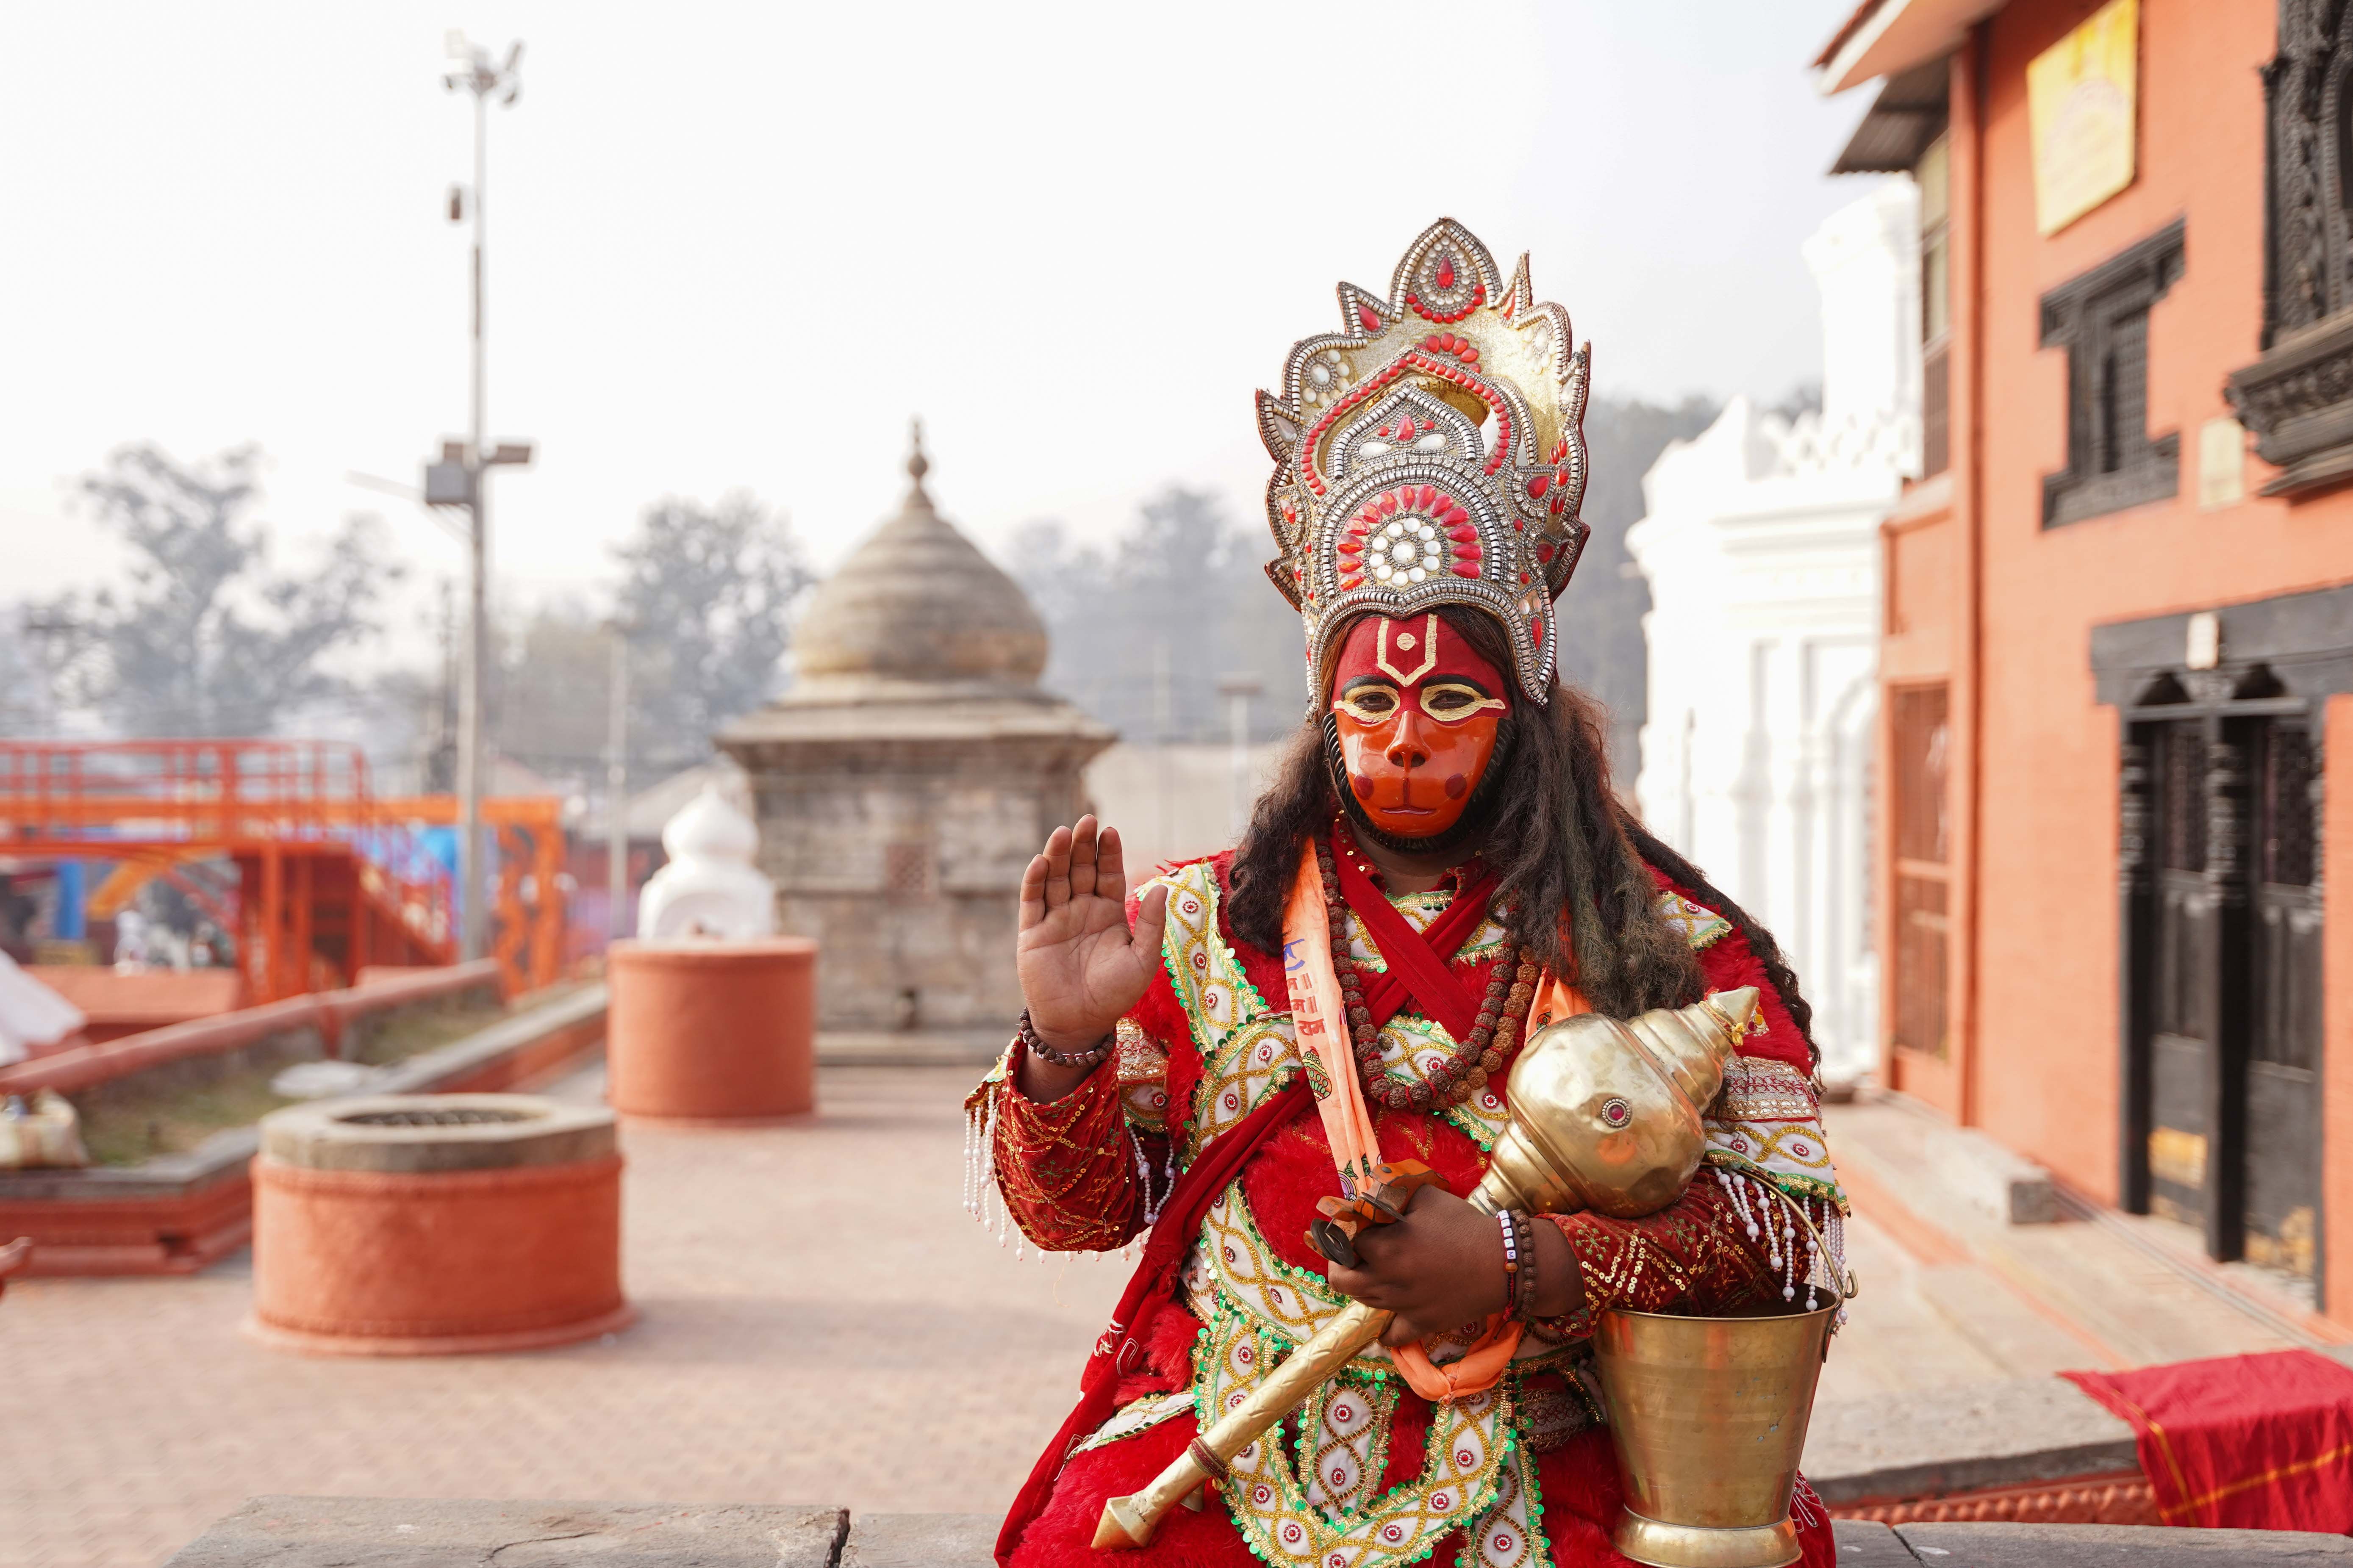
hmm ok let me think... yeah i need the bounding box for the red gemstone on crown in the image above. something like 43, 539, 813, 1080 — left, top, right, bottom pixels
1437, 255, 1456, 289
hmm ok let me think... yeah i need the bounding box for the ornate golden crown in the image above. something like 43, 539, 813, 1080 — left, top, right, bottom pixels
1257, 219, 1591, 708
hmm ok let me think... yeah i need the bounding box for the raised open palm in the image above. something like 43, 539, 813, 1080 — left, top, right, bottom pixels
1017, 814, 1169, 1053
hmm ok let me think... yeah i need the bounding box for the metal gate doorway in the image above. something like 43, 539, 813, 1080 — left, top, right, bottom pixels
2120, 670, 2323, 1285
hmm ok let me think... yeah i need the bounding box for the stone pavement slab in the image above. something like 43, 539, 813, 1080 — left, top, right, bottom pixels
1895, 1520, 2353, 1562
838, 1512, 994, 1567
1, 1064, 1125, 1568
1831, 1519, 1918, 1567
161, 1497, 846, 1568
19, 1062, 2287, 1568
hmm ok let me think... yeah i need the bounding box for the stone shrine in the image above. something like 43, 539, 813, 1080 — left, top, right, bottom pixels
718, 428, 1113, 1033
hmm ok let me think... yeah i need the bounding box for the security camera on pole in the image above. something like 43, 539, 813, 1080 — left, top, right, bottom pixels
424, 33, 532, 961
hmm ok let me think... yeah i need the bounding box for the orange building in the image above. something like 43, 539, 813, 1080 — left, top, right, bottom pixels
1818, 0, 2353, 1321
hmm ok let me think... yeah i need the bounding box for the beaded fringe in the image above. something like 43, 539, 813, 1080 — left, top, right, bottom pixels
962, 1086, 1014, 1252
1712, 1167, 1850, 1330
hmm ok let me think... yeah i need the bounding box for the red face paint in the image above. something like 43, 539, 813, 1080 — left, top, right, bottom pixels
1328, 613, 1509, 839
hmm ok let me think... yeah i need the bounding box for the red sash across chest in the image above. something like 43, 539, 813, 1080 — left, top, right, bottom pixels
1327, 849, 1501, 1040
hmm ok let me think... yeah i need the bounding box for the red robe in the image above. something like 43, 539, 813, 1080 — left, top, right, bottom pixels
974, 851, 1844, 1568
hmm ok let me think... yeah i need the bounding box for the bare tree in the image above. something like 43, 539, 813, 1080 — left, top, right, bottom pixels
0, 609, 50, 737
612, 492, 811, 770
1024, 485, 1304, 744
491, 598, 610, 784
39, 444, 397, 738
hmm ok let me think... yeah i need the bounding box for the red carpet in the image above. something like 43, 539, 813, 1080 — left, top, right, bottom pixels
2064, 1349, 2353, 1530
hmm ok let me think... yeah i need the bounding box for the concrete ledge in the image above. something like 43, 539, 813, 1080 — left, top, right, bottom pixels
0, 986, 606, 1275
164, 1497, 846, 1567
1834, 1519, 1920, 1567
1896, 1520, 2353, 1561
165, 1502, 2353, 1565
1805, 1376, 2138, 1506
0, 961, 502, 1100
838, 1512, 995, 1567
1926, 1120, 2057, 1225
376, 985, 607, 1095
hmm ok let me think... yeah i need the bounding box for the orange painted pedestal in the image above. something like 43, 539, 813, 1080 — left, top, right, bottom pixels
247, 1096, 632, 1356
606, 939, 817, 1124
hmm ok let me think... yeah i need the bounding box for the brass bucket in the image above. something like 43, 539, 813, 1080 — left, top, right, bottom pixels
1592, 1303, 1835, 1568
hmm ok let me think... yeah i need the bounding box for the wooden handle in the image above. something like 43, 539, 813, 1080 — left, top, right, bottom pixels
1097, 1176, 1517, 1550
1093, 1299, 1393, 1549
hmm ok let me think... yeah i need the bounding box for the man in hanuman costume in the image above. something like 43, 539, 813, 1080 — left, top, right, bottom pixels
967, 221, 1848, 1568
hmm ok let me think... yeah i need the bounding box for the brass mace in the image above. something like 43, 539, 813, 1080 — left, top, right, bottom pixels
1092, 986, 1756, 1551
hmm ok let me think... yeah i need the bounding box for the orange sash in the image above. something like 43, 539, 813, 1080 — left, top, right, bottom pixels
1280, 843, 1589, 1401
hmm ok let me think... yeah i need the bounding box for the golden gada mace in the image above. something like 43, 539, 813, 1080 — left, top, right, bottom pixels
1092, 986, 1756, 1551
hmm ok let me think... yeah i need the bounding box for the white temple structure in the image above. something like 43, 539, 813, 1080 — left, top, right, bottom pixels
1626, 181, 1920, 1086
635, 785, 778, 942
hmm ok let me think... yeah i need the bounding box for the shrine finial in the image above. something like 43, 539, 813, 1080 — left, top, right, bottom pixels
906, 417, 931, 490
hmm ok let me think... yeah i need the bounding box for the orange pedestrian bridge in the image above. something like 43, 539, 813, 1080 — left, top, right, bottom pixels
0, 739, 564, 1003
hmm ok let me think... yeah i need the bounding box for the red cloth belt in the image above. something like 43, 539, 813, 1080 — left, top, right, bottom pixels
994, 1076, 1312, 1565
1328, 842, 1497, 1042
2064, 1349, 2353, 1531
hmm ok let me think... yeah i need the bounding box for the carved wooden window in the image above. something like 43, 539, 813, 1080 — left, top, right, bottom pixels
2264, 1, 2353, 342
2225, 3, 2353, 496
2040, 220, 2187, 527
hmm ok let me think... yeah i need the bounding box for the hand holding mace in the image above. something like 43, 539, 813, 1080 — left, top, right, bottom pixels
1092, 987, 1756, 1550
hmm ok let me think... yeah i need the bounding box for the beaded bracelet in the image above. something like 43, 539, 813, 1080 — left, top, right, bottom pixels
1512, 1210, 1539, 1321
1018, 1008, 1113, 1070
1498, 1209, 1527, 1318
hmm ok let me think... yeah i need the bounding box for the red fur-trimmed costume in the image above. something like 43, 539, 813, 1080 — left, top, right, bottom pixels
967, 852, 1849, 1568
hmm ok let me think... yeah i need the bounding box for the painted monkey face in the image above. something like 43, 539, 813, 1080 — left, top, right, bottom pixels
1328, 613, 1510, 839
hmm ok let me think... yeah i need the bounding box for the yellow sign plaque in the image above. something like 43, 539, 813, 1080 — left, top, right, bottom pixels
2028, 0, 2139, 235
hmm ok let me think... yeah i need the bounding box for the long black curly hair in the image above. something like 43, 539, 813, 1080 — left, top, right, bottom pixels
1224, 605, 1816, 1056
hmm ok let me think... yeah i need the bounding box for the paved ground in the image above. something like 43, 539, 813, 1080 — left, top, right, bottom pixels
2, 1068, 2316, 1568
0, 1065, 1125, 1568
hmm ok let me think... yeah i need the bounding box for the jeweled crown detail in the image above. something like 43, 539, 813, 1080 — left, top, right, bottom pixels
1257, 220, 1592, 708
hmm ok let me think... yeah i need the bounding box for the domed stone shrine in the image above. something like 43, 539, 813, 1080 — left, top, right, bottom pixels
717, 427, 1114, 1033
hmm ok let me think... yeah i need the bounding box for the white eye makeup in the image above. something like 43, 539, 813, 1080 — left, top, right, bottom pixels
1419, 681, 1509, 723
1332, 683, 1402, 723
1334, 680, 1506, 726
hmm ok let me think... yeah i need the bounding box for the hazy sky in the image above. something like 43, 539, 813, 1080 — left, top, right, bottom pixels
1, 2, 1872, 667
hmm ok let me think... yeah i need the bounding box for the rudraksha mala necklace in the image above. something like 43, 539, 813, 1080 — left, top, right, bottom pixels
1315, 832, 1537, 1111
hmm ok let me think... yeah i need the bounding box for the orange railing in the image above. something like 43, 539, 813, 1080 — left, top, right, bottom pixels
0, 740, 563, 1000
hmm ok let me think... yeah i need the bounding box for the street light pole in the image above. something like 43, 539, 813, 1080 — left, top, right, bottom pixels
441, 34, 522, 962
605, 622, 631, 945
